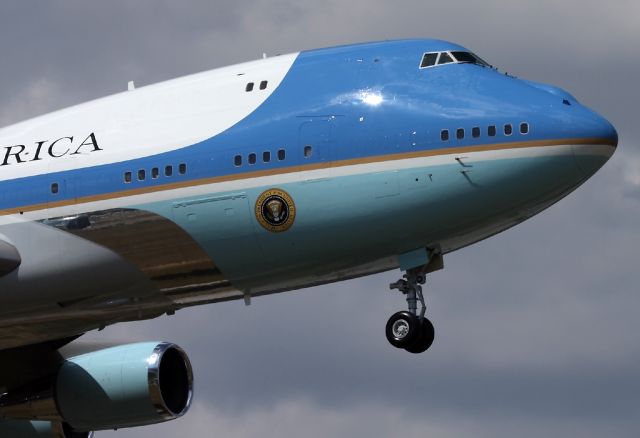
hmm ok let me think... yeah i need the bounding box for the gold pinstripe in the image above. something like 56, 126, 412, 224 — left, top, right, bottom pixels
0, 137, 615, 216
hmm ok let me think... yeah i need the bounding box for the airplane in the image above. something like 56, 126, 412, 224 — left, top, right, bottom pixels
0, 38, 616, 436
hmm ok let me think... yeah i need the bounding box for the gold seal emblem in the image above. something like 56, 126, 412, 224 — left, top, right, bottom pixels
255, 188, 296, 232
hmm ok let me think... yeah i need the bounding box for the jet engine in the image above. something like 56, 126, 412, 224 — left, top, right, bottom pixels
0, 342, 193, 434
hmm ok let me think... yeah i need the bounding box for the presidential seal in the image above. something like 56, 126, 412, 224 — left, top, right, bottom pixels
255, 188, 296, 232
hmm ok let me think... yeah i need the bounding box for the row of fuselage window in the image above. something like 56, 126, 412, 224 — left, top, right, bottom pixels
123, 163, 188, 183
233, 145, 314, 167
49, 122, 528, 194
441, 122, 529, 141
50, 163, 188, 194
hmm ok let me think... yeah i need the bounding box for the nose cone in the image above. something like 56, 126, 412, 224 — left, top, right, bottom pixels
571, 109, 617, 177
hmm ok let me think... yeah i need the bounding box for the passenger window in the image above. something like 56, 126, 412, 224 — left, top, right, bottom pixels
488, 125, 496, 137
165, 165, 173, 177
277, 149, 286, 161
234, 155, 242, 167
472, 127, 481, 138
263, 151, 271, 162
248, 153, 257, 165
456, 128, 465, 140
138, 169, 146, 181
437, 52, 454, 65
304, 145, 313, 158
441, 129, 449, 141
124, 172, 132, 183
245, 82, 254, 92
51, 183, 59, 194
179, 163, 187, 174
520, 123, 529, 135
504, 124, 513, 136
420, 53, 438, 68
152, 167, 159, 179
260, 81, 268, 90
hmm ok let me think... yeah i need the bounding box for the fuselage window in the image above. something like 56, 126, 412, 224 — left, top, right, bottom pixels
51, 182, 59, 194
138, 169, 146, 181
165, 165, 173, 177
248, 153, 257, 165
152, 167, 159, 179
437, 52, 454, 65
260, 81, 268, 90
245, 82, 254, 92
124, 171, 132, 183
472, 127, 481, 138
520, 123, 529, 134
304, 145, 313, 158
488, 125, 496, 137
234, 155, 242, 167
504, 124, 513, 136
441, 129, 450, 141
179, 163, 187, 174
277, 149, 286, 161
456, 128, 465, 140
420, 53, 438, 68
263, 151, 271, 163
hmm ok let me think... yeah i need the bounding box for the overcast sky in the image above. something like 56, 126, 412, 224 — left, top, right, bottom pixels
1, 1, 639, 437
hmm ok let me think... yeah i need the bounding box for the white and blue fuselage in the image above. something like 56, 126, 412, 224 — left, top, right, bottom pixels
0, 39, 617, 350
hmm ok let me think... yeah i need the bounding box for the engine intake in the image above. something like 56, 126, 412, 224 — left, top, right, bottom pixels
0, 342, 193, 432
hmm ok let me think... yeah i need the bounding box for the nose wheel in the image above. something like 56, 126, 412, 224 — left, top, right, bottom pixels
386, 268, 435, 354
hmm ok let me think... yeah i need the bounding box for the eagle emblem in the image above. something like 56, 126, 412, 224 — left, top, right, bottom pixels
255, 188, 296, 232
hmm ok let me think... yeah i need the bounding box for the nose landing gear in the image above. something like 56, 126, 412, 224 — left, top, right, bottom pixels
386, 257, 440, 354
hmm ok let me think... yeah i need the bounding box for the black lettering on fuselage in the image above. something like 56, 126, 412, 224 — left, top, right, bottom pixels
0, 133, 102, 166
31, 141, 46, 161
71, 132, 101, 155
48, 137, 73, 158
1, 145, 27, 166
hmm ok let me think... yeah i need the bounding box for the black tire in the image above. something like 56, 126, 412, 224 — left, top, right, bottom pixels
385, 311, 420, 348
405, 317, 435, 354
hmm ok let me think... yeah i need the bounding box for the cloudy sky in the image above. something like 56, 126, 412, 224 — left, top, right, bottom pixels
2, 1, 639, 437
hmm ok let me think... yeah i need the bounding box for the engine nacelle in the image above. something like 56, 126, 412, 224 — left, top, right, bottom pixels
0, 342, 193, 432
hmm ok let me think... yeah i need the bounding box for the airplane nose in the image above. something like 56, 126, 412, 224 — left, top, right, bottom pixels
571, 110, 617, 177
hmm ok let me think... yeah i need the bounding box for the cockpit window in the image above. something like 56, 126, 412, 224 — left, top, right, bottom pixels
437, 52, 454, 65
451, 51, 490, 67
420, 53, 438, 68
420, 50, 491, 69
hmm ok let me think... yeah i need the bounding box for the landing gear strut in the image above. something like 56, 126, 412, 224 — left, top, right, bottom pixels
386, 267, 435, 354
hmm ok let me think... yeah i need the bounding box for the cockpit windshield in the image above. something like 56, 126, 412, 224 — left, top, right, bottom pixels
420, 51, 491, 69
450, 51, 490, 67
